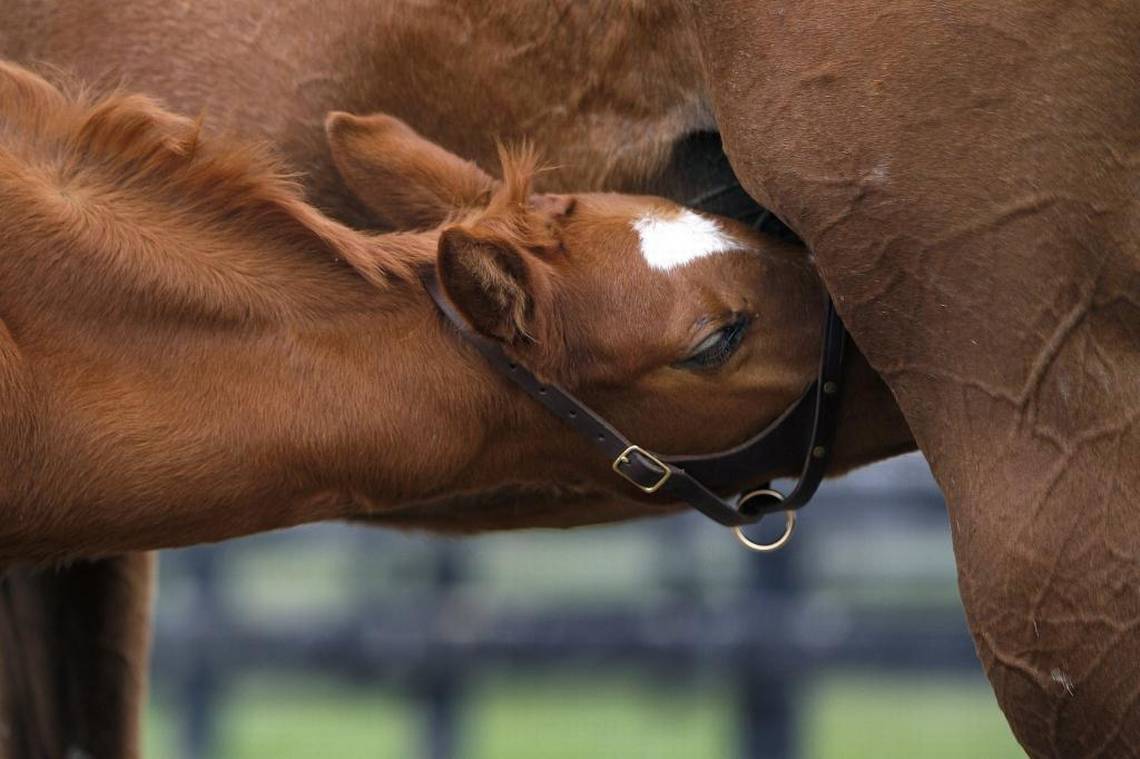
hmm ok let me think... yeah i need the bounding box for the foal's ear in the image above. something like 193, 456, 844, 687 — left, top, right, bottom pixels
529, 193, 576, 219
325, 111, 496, 229
436, 227, 546, 345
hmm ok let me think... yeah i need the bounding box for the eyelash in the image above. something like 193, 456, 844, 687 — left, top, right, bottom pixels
680, 316, 751, 370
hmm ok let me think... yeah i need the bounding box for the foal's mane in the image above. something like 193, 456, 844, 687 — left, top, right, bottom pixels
0, 62, 562, 327
458, 144, 559, 253
0, 62, 401, 318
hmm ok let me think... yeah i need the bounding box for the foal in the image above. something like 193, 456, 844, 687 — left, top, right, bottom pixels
0, 62, 913, 561
0, 64, 916, 758
0, 61, 825, 561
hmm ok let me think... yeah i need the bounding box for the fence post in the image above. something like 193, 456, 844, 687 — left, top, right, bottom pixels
740, 538, 797, 759
424, 541, 464, 759
181, 546, 224, 759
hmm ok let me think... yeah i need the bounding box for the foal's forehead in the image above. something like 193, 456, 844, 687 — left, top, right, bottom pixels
630, 208, 745, 272
572, 195, 751, 274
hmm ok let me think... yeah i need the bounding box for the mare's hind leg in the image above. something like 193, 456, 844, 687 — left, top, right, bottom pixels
0, 552, 155, 759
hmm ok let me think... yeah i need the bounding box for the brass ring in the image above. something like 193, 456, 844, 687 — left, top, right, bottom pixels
732, 489, 796, 553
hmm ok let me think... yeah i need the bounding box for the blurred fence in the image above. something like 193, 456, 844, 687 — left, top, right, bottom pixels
151, 454, 983, 759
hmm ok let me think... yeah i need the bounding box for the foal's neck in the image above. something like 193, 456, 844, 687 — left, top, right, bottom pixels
0, 227, 521, 561
0, 76, 527, 560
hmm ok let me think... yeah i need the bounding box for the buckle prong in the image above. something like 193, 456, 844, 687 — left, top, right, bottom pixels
612, 445, 671, 494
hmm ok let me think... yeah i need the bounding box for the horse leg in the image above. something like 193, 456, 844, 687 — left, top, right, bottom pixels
695, 0, 1140, 754
0, 553, 155, 759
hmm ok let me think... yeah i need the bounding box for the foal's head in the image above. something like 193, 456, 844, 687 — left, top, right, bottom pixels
329, 113, 826, 527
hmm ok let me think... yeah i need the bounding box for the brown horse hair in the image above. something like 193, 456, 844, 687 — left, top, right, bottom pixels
0, 61, 408, 293
0, 62, 570, 310
457, 145, 559, 249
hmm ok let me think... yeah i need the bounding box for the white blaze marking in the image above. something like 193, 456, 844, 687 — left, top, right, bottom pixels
632, 209, 742, 271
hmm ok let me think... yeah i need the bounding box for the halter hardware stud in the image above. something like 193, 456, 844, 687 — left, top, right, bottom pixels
612, 445, 671, 494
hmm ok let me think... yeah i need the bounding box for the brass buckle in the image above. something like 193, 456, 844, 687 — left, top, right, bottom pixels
612, 445, 671, 494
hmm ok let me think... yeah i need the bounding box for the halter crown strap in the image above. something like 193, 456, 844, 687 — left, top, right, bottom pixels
422, 269, 847, 528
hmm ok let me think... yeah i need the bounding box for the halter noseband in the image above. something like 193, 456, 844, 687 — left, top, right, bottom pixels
422, 270, 848, 552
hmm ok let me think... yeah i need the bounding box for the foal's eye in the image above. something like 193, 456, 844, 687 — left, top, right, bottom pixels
680, 316, 751, 370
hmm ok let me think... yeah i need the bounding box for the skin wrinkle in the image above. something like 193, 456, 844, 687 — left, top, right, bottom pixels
920, 195, 1082, 255
1001, 413, 1137, 615
982, 408, 1138, 754
881, 273, 1124, 472
1020, 493, 1083, 615
1020, 284, 1096, 416
918, 232, 1098, 348
879, 363, 1022, 406
1070, 642, 1140, 756
980, 628, 1051, 691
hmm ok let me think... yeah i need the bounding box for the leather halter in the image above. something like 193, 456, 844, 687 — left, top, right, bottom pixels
422, 269, 849, 533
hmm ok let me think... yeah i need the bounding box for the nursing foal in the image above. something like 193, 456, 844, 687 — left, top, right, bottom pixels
0, 61, 830, 563
0, 64, 916, 757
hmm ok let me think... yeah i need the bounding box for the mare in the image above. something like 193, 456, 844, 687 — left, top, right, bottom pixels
4, 1, 1136, 752
0, 63, 909, 757
697, 5, 1138, 755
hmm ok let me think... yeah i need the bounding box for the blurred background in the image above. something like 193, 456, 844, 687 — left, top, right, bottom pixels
146, 453, 1023, 759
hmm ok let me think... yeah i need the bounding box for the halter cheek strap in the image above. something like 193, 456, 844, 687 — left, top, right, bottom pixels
422, 269, 848, 531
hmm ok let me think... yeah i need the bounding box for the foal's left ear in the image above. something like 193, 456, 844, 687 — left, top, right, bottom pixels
529, 194, 575, 219
326, 111, 496, 229
436, 226, 548, 345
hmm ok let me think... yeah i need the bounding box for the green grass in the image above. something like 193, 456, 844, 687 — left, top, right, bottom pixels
219, 678, 417, 758
466, 673, 734, 759
145, 671, 1023, 759
147, 675, 417, 758
142, 696, 176, 759
804, 673, 1023, 758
